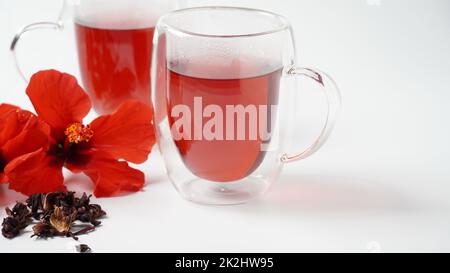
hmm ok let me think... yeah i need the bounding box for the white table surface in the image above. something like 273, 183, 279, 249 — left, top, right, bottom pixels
1, 0, 449, 252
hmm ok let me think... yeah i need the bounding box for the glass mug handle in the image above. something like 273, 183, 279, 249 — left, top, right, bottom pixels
10, 21, 63, 82
281, 66, 342, 163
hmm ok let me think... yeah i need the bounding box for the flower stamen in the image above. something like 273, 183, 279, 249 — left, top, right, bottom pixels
64, 123, 94, 144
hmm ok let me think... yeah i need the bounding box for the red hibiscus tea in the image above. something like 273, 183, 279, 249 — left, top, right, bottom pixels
167, 62, 282, 182
75, 23, 155, 114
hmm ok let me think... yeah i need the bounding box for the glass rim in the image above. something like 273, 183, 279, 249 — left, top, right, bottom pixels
158, 6, 291, 38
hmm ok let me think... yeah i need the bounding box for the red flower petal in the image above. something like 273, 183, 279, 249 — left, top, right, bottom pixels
1, 112, 50, 162
64, 148, 93, 174
89, 100, 155, 164
5, 149, 65, 196
83, 152, 145, 197
0, 173, 7, 183
0, 104, 19, 119
0, 109, 25, 146
26, 70, 91, 141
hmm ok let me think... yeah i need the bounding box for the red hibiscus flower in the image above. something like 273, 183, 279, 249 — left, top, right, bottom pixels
0, 104, 49, 184
4, 70, 155, 197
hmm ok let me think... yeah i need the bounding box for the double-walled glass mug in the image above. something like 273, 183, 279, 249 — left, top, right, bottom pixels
152, 7, 342, 205
11, 0, 183, 114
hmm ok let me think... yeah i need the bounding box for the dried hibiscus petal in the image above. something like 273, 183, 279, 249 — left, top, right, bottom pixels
2, 217, 24, 239
2, 191, 106, 241
76, 244, 92, 253
31, 222, 56, 238
1, 203, 32, 239
49, 206, 77, 233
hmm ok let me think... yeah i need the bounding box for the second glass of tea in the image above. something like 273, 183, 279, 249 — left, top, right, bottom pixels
12, 0, 181, 114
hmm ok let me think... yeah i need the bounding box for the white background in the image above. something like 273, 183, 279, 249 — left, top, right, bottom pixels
1, 0, 450, 252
